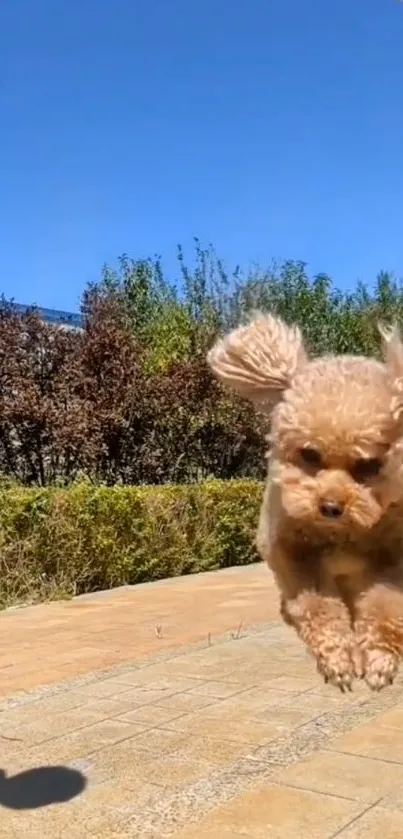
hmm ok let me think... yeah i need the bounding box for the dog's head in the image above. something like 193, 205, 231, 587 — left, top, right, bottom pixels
208, 315, 403, 536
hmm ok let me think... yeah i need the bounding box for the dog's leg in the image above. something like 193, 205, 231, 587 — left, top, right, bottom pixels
270, 544, 356, 690
283, 590, 356, 691
355, 582, 403, 691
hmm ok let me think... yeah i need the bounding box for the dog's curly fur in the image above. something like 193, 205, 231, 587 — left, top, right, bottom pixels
208, 314, 403, 691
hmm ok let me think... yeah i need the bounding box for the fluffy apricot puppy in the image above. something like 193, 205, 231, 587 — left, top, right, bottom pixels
208, 315, 403, 691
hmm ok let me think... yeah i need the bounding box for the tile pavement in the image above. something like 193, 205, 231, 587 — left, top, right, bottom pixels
0, 564, 403, 836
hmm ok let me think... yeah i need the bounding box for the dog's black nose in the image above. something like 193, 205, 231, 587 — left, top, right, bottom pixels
320, 500, 344, 519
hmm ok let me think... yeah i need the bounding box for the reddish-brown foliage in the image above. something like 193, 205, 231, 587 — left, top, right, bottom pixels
0, 299, 265, 485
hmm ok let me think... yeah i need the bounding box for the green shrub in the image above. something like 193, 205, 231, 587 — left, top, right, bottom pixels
0, 479, 263, 608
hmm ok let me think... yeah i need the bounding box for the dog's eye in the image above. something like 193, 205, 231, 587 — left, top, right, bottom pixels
352, 458, 383, 482
299, 448, 322, 468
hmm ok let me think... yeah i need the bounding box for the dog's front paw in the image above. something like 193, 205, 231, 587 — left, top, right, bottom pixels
316, 647, 355, 692
364, 648, 399, 691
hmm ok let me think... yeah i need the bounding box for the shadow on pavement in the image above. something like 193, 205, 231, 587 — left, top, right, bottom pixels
0, 766, 87, 809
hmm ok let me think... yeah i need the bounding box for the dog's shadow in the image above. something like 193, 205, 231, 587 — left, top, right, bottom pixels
0, 766, 86, 810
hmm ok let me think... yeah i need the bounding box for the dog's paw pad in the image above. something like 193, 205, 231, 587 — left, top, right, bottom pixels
364, 648, 398, 691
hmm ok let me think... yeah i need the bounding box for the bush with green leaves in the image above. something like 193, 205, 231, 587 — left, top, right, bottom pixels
0, 479, 262, 607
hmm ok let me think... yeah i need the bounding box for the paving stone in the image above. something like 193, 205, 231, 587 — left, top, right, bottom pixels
169, 734, 255, 767
188, 693, 325, 727
65, 677, 145, 699
238, 685, 342, 714
273, 750, 403, 803
172, 784, 365, 838
263, 674, 317, 693
1, 565, 403, 838
116, 704, 187, 726
121, 726, 190, 755
7, 720, 149, 768
335, 806, 403, 837
141, 753, 217, 789
161, 707, 308, 745
108, 682, 204, 705
373, 705, 403, 729
0, 691, 83, 723
329, 722, 403, 763
0, 705, 133, 747
150, 691, 219, 712
379, 790, 403, 812
112, 671, 202, 691
187, 681, 252, 699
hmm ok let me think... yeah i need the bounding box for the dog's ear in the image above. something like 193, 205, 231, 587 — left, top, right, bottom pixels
207, 313, 307, 409
379, 323, 403, 420
380, 323, 403, 375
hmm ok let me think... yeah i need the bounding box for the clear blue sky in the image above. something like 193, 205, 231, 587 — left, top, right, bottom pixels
1, 0, 403, 312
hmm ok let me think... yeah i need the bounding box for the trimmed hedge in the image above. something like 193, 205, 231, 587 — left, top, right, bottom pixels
0, 479, 263, 607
